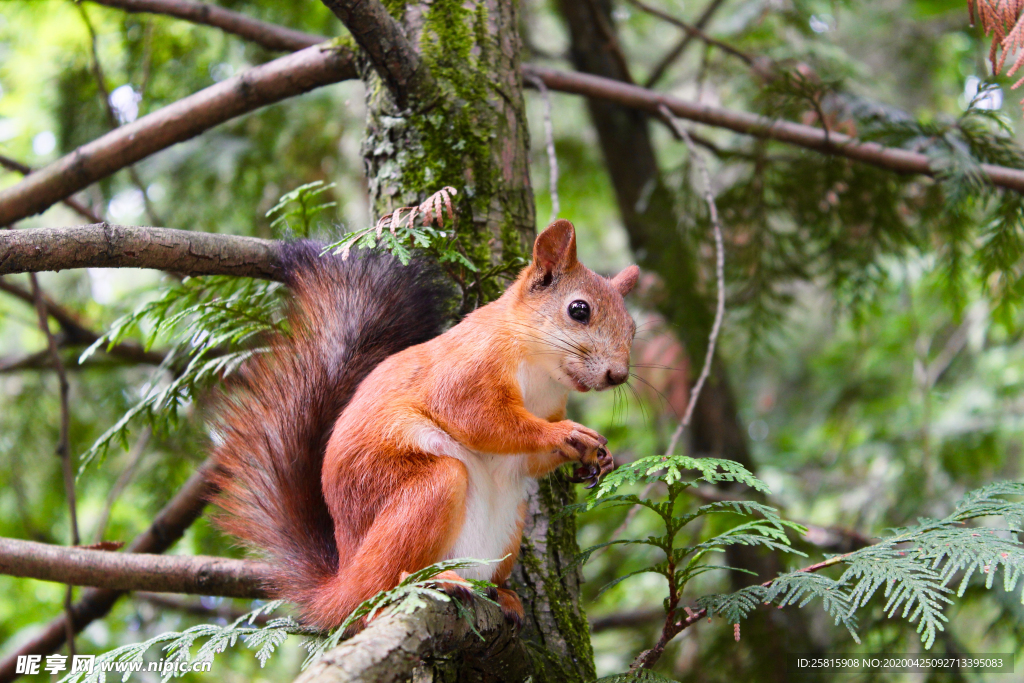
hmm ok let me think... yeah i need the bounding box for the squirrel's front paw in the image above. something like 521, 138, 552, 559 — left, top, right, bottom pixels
556, 421, 607, 462
557, 422, 614, 489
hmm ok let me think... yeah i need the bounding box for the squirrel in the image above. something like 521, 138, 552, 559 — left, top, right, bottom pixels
209, 219, 639, 629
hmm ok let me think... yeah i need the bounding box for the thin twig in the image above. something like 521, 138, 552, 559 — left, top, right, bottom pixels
661, 105, 726, 457
27, 273, 79, 658
78, 4, 164, 227
91, 427, 152, 544
630, 546, 857, 670
524, 73, 560, 220
0, 155, 104, 223
610, 108, 729, 672
644, 0, 727, 88
604, 108, 728, 548
627, 0, 753, 67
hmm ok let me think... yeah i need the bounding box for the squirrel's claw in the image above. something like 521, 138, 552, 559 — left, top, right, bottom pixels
570, 446, 615, 488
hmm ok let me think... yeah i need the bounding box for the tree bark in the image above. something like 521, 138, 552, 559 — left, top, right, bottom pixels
0, 224, 282, 280
0, 538, 271, 598
359, 1, 536, 305
294, 597, 530, 683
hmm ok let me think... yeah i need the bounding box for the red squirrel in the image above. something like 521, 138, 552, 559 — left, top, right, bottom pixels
211, 219, 639, 629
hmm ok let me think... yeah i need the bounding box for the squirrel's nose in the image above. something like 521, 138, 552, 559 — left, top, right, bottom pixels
605, 368, 628, 386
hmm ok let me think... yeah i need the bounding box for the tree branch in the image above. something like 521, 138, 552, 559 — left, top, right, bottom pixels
0, 537, 270, 599
0, 155, 104, 224
0, 460, 216, 683
0, 224, 283, 281
318, 0, 435, 109
294, 595, 528, 683
89, 0, 323, 52
644, 0, 727, 87
78, 3, 165, 228
0, 278, 166, 366
626, 0, 753, 67
28, 272, 81, 655
523, 65, 1024, 194
0, 44, 356, 227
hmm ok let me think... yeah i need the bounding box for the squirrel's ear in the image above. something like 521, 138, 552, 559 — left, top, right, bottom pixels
532, 219, 578, 284
610, 265, 640, 297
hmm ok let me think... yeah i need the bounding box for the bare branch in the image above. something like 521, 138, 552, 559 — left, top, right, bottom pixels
28, 272, 81, 654
626, 0, 753, 67
523, 73, 560, 220
0, 224, 284, 281
523, 65, 1024, 194
89, 0, 323, 52
0, 154, 104, 224
0, 460, 216, 683
0, 44, 356, 227
0, 278, 166, 366
318, 0, 436, 109
28, 274, 80, 548
662, 105, 726, 456
78, 3, 165, 227
0, 537, 270, 598
644, 0, 727, 87
293, 595, 528, 683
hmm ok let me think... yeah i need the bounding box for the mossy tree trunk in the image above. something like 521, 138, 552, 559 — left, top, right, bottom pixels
353, 2, 595, 681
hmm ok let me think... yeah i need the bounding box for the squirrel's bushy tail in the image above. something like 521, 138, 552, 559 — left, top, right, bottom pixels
209, 242, 450, 625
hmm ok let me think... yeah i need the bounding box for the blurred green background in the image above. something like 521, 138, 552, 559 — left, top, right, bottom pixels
1, 0, 1023, 681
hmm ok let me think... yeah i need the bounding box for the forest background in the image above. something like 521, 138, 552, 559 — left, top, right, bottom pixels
1, 0, 1024, 681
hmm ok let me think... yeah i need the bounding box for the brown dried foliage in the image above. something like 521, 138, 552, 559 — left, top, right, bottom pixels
969, 0, 1024, 94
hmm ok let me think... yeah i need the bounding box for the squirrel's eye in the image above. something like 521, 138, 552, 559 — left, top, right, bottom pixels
568, 300, 591, 323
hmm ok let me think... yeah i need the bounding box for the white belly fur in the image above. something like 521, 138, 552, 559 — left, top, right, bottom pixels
416, 361, 568, 581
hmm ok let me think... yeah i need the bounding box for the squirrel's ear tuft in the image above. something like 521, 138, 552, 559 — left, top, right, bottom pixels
532, 219, 578, 284
610, 265, 640, 296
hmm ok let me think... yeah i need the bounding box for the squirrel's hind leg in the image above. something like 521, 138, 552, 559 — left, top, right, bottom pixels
312, 454, 469, 628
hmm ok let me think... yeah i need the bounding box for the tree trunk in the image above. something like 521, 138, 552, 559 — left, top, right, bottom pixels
361, 0, 535, 307
318, 3, 595, 681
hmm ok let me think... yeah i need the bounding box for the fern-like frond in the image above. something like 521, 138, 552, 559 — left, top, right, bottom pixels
302, 557, 500, 666
696, 482, 1024, 649
77, 276, 285, 471
60, 558, 502, 682
592, 455, 769, 498
58, 601, 298, 683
